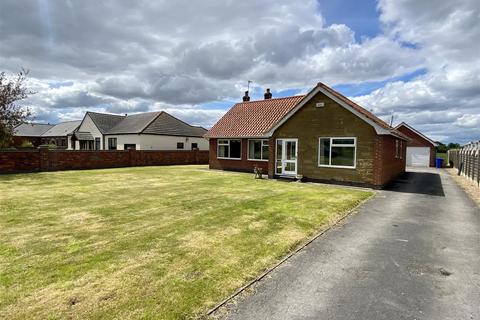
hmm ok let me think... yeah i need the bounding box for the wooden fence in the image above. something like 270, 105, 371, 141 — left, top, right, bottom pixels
448, 141, 480, 187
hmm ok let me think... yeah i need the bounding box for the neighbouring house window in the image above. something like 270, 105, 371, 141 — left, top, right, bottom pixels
177, 142, 184, 149
191, 142, 198, 150
395, 139, 399, 158
80, 141, 94, 150
108, 138, 117, 150
218, 139, 241, 159
318, 137, 356, 168
248, 139, 269, 161
124, 144, 136, 150
95, 137, 101, 150
400, 141, 403, 159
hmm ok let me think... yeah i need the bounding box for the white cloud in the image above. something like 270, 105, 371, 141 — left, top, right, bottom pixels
1, 0, 478, 142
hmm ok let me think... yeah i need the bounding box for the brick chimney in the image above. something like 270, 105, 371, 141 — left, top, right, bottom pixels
264, 88, 272, 99
242, 91, 250, 102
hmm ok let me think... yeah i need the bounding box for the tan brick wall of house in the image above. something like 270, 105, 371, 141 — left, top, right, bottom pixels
396, 126, 436, 167
208, 138, 269, 173
273, 91, 379, 186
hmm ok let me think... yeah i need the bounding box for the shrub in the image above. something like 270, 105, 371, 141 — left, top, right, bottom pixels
39, 144, 57, 149
19, 141, 34, 148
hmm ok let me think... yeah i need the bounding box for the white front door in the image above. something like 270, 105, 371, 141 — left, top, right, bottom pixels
275, 139, 298, 175
406, 147, 430, 167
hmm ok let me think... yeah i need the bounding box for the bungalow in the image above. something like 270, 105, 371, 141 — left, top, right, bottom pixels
13, 123, 53, 147
394, 122, 438, 167
40, 120, 82, 148
13, 121, 81, 149
72, 111, 208, 151
205, 82, 408, 188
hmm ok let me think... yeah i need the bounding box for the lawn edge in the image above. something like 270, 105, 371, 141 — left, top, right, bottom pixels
204, 191, 376, 318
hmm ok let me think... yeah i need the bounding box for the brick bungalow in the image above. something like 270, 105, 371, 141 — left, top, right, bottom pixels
395, 122, 437, 167
204, 82, 408, 188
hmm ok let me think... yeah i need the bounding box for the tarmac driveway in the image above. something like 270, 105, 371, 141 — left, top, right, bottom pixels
222, 168, 480, 320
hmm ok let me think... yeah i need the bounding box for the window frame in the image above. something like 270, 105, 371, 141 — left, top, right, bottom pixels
108, 137, 117, 150
247, 139, 269, 162
191, 142, 198, 150
95, 137, 101, 150
217, 139, 242, 160
177, 142, 184, 149
318, 137, 357, 169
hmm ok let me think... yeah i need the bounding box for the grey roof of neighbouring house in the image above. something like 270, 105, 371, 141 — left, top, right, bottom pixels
74, 132, 94, 140
14, 123, 54, 137
86, 111, 125, 134
94, 111, 207, 137
142, 112, 207, 137
106, 112, 162, 134
42, 120, 81, 137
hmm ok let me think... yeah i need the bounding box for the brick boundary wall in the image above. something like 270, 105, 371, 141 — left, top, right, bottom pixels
0, 148, 209, 174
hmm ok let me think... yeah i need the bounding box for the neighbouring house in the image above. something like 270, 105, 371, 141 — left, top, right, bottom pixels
395, 122, 437, 167
40, 120, 82, 148
205, 82, 408, 188
13, 123, 54, 147
13, 121, 80, 149
72, 111, 208, 150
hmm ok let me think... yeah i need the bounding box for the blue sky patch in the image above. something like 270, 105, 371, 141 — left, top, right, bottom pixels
317, 0, 381, 40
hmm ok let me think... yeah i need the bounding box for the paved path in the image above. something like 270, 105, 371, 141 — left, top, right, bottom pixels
223, 168, 480, 320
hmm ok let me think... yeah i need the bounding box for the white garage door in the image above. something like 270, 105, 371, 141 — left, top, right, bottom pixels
406, 147, 430, 167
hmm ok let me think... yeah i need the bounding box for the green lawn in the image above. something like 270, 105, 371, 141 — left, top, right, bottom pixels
0, 165, 373, 319
437, 152, 448, 163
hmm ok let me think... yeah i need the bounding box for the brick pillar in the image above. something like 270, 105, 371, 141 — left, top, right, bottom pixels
39, 146, 49, 171
128, 149, 135, 167
193, 149, 198, 164
268, 137, 275, 178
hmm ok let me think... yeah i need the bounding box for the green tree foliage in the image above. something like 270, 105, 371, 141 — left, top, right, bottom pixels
0, 70, 34, 148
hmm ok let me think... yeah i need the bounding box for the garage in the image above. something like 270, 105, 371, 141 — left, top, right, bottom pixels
406, 147, 431, 166
395, 122, 437, 167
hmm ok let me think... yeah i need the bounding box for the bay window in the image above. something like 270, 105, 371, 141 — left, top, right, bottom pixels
248, 139, 269, 161
217, 139, 241, 159
319, 137, 356, 168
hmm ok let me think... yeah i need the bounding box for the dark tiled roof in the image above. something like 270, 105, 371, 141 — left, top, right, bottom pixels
87, 112, 125, 134
142, 112, 207, 137
42, 120, 81, 137
106, 112, 161, 134
204, 95, 305, 138
14, 123, 54, 137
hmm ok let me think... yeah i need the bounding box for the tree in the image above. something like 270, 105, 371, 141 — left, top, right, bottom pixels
0, 70, 34, 147
435, 141, 448, 153
447, 142, 461, 149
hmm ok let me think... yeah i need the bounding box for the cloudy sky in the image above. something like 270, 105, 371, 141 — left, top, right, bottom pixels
1, 0, 479, 143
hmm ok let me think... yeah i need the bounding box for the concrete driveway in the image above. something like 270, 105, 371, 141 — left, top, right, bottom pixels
222, 168, 480, 320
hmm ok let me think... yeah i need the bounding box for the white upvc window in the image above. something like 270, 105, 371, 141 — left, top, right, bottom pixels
318, 137, 357, 169
248, 139, 269, 161
217, 139, 241, 160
